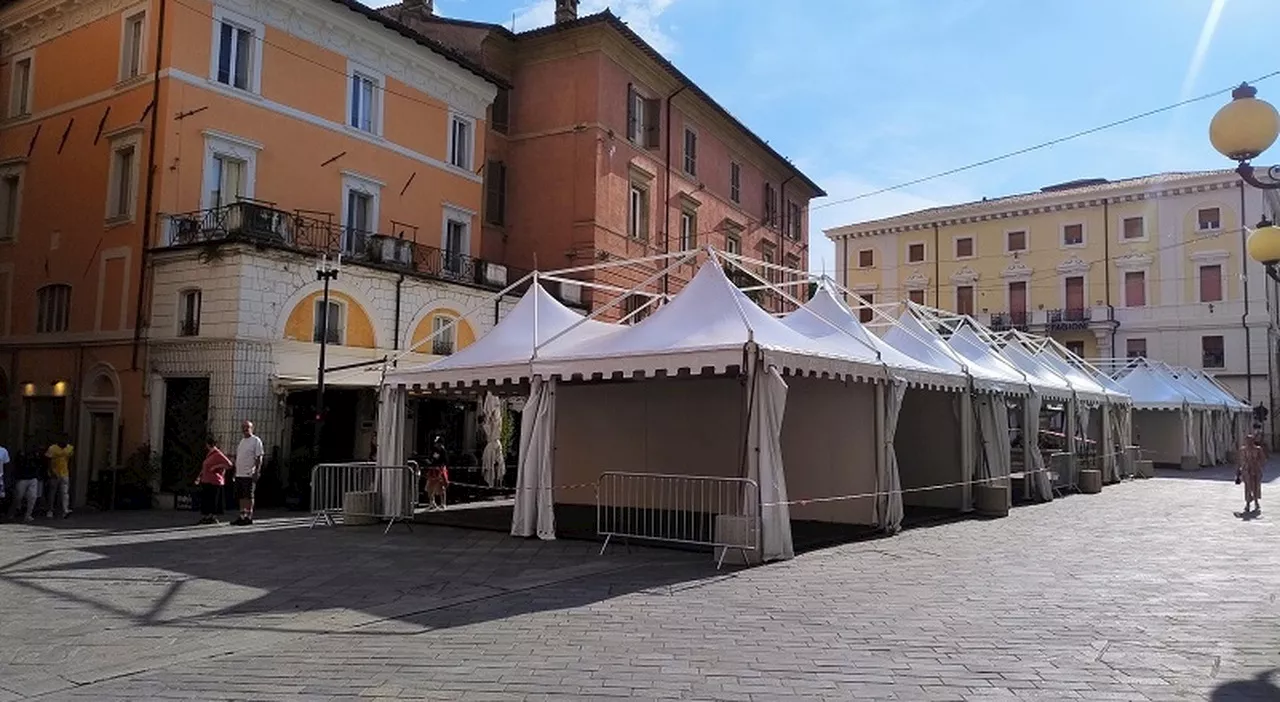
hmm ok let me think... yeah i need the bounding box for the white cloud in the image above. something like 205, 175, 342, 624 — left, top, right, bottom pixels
512, 0, 680, 54
805, 173, 979, 276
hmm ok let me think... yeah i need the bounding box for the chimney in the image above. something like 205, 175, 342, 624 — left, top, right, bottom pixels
401, 0, 433, 16
554, 0, 578, 24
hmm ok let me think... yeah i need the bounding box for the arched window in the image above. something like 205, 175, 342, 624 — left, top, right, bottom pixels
36, 284, 71, 333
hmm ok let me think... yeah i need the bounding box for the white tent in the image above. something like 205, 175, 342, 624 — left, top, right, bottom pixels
1113, 365, 1197, 465
1154, 366, 1221, 466
526, 260, 909, 560
782, 287, 970, 531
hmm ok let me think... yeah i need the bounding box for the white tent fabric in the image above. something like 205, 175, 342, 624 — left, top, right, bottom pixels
1101, 403, 1118, 481
480, 393, 505, 486
883, 313, 982, 385
1156, 367, 1216, 410
385, 283, 621, 389
939, 325, 1033, 396
749, 363, 794, 561
533, 261, 893, 383
374, 384, 410, 516
511, 377, 557, 540
996, 341, 1075, 401
1034, 350, 1113, 405
1025, 392, 1053, 501
875, 379, 907, 533
783, 288, 964, 390
1114, 366, 1191, 410
1182, 408, 1197, 458
1075, 401, 1091, 457
975, 394, 1013, 508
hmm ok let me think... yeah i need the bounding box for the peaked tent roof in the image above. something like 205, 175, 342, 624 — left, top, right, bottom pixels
1153, 367, 1216, 410
1113, 365, 1191, 410
986, 334, 1075, 401
385, 283, 621, 389
936, 323, 1033, 396
1028, 347, 1117, 404
1185, 371, 1249, 410
532, 261, 890, 382
782, 286, 966, 390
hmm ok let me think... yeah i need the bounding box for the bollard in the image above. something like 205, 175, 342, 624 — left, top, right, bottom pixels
1079, 469, 1103, 494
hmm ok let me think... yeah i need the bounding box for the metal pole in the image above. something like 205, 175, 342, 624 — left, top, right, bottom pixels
314, 262, 338, 462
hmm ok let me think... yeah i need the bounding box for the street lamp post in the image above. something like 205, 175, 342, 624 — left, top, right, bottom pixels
314, 253, 341, 463
1210, 82, 1280, 281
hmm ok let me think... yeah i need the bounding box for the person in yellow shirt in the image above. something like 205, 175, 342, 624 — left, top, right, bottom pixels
45, 435, 73, 519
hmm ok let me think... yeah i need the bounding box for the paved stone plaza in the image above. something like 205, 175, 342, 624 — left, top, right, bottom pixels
1, 465, 1278, 701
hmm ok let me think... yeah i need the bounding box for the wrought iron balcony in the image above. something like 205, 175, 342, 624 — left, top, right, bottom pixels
989, 311, 1029, 332
1046, 307, 1091, 330
160, 201, 525, 297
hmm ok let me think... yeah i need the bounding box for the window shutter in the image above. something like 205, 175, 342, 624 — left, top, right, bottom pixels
626, 83, 637, 141
643, 98, 660, 148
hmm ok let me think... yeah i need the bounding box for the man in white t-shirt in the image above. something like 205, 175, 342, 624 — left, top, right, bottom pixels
232, 420, 264, 526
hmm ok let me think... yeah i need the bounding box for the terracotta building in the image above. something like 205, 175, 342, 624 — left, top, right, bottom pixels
0, 0, 516, 505
384, 0, 824, 316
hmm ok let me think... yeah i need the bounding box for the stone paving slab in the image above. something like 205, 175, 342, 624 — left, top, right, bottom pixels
1, 465, 1279, 700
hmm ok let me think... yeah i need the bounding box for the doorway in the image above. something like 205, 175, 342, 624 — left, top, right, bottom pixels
161, 378, 210, 492
23, 396, 66, 451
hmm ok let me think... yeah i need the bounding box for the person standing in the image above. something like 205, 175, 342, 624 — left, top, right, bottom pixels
9, 451, 40, 522
232, 420, 264, 526
197, 437, 233, 524
45, 434, 73, 519
1237, 431, 1266, 515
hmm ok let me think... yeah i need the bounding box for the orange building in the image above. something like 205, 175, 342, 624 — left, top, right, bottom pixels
386, 0, 824, 317
0, 0, 518, 505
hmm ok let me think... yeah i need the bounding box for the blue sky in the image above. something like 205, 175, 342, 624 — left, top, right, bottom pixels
377, 0, 1280, 273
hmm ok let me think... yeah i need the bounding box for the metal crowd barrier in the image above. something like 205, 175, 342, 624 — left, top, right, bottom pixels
309, 463, 417, 534
596, 472, 760, 569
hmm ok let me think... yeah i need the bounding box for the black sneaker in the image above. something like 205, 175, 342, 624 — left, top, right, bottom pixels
231, 516, 246, 526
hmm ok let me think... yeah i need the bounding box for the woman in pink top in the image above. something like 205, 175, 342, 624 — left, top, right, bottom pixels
198, 437, 233, 525
1237, 432, 1267, 515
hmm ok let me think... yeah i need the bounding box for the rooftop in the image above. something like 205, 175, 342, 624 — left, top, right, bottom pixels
825, 169, 1240, 238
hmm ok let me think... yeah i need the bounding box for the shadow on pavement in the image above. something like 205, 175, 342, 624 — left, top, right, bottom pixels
0, 511, 719, 639
1211, 669, 1280, 701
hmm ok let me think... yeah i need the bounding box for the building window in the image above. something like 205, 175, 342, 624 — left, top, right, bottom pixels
312, 299, 343, 345
857, 249, 874, 269
0, 171, 21, 241
761, 244, 777, 284
442, 212, 470, 276
1065, 341, 1085, 357
1122, 216, 1145, 240
1007, 230, 1027, 252
730, 162, 741, 203
215, 20, 255, 91
1126, 338, 1147, 359
1197, 207, 1221, 231
349, 72, 379, 133
1009, 281, 1028, 320
344, 190, 373, 256
679, 210, 696, 251
858, 293, 874, 324
484, 160, 506, 226
907, 242, 925, 263
1124, 270, 1146, 307
1065, 275, 1085, 312
178, 289, 201, 336
786, 201, 802, 241
1202, 335, 1225, 369
784, 253, 801, 281
9, 55, 32, 117
36, 284, 70, 333
491, 88, 510, 135
626, 84, 658, 147
956, 285, 974, 316
763, 183, 778, 228
955, 236, 974, 259
209, 153, 246, 209
120, 11, 146, 81
1063, 223, 1084, 246
1199, 264, 1223, 302
628, 184, 649, 240
449, 115, 473, 170
623, 294, 652, 323
107, 137, 139, 221
432, 314, 456, 355
724, 233, 740, 255
681, 128, 698, 176
908, 289, 925, 305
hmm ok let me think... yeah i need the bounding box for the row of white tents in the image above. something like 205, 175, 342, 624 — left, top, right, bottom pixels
373, 249, 1249, 562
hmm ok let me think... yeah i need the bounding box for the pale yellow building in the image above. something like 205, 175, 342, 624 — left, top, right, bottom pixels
826, 170, 1278, 407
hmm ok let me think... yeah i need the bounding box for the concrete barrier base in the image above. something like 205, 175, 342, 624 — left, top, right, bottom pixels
974, 483, 1010, 517
1180, 455, 1198, 471
1135, 460, 1155, 478
343, 491, 378, 526
715, 515, 762, 566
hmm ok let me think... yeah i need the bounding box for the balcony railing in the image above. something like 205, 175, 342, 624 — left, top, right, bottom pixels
159, 201, 563, 301
1046, 307, 1091, 330
989, 311, 1029, 332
